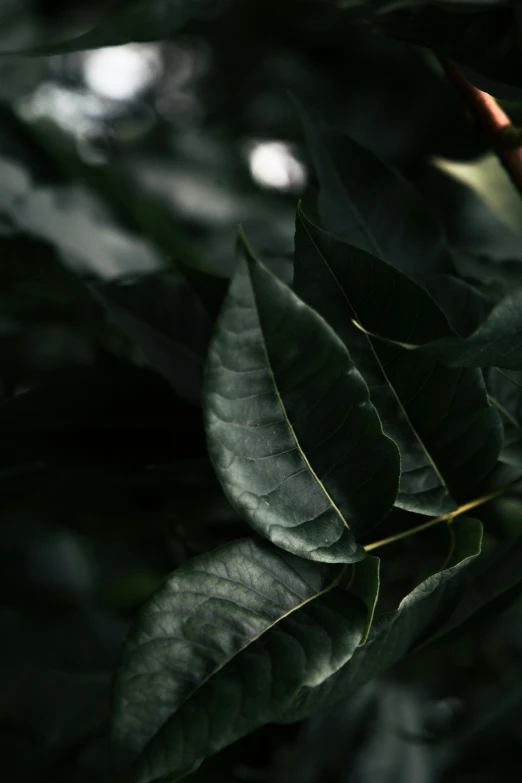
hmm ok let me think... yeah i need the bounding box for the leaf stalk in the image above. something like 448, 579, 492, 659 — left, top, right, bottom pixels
364, 480, 521, 552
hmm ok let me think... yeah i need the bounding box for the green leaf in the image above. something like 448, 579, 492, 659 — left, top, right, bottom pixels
411, 272, 493, 338
278, 517, 483, 724
92, 273, 212, 404
112, 538, 370, 783
487, 368, 522, 467
294, 209, 502, 515
371, 287, 522, 371
0, 1, 230, 55
348, 555, 380, 645
293, 97, 450, 275
411, 288, 522, 370
414, 514, 522, 650
204, 234, 400, 563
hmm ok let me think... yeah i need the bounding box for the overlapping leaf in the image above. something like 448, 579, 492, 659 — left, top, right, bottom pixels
204, 236, 400, 562
112, 538, 372, 783
279, 517, 483, 724
362, 285, 522, 371
410, 288, 522, 370
294, 210, 502, 515
293, 97, 451, 276
487, 368, 522, 467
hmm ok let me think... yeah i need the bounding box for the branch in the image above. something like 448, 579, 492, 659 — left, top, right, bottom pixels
364, 479, 521, 552
439, 57, 522, 198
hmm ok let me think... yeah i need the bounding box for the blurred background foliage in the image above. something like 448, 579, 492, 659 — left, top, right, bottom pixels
2, 0, 522, 781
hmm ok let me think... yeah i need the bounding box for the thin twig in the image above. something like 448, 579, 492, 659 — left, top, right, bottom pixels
364, 479, 521, 552
438, 57, 522, 198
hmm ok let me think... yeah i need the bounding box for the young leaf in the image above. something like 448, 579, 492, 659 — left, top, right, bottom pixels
112, 538, 370, 783
293, 97, 450, 275
294, 210, 502, 515
279, 517, 483, 724
204, 234, 400, 563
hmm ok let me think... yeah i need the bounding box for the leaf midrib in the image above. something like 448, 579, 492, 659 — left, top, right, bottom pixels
248, 267, 353, 533
298, 212, 452, 505
129, 563, 349, 771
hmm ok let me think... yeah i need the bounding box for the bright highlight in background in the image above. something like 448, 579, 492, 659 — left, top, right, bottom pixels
247, 141, 306, 192
83, 44, 163, 101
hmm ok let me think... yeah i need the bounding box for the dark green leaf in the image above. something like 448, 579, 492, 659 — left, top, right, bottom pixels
278, 517, 483, 724
396, 288, 522, 370
293, 97, 450, 275
204, 234, 400, 563
412, 273, 493, 337
414, 514, 522, 650
294, 209, 502, 515
487, 368, 522, 467
112, 538, 369, 783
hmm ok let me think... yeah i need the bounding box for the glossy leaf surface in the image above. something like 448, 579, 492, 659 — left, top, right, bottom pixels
294, 210, 502, 515
204, 237, 400, 562
112, 538, 370, 783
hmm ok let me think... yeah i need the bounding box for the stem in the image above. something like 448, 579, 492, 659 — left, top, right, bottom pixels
439, 57, 522, 198
364, 480, 521, 552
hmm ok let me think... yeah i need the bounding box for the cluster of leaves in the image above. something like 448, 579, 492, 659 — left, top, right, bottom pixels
3, 1, 522, 783
109, 94, 522, 780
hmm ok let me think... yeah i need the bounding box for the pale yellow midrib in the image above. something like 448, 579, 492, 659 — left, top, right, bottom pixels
299, 214, 451, 502
259, 337, 352, 531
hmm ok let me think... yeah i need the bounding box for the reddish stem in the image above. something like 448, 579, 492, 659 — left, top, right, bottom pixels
439, 57, 522, 197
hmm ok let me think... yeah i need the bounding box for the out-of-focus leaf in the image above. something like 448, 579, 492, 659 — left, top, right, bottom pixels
0, 1, 231, 55
294, 210, 502, 515
0, 155, 162, 279
112, 538, 369, 782
416, 164, 522, 263
204, 234, 400, 563
293, 97, 451, 275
